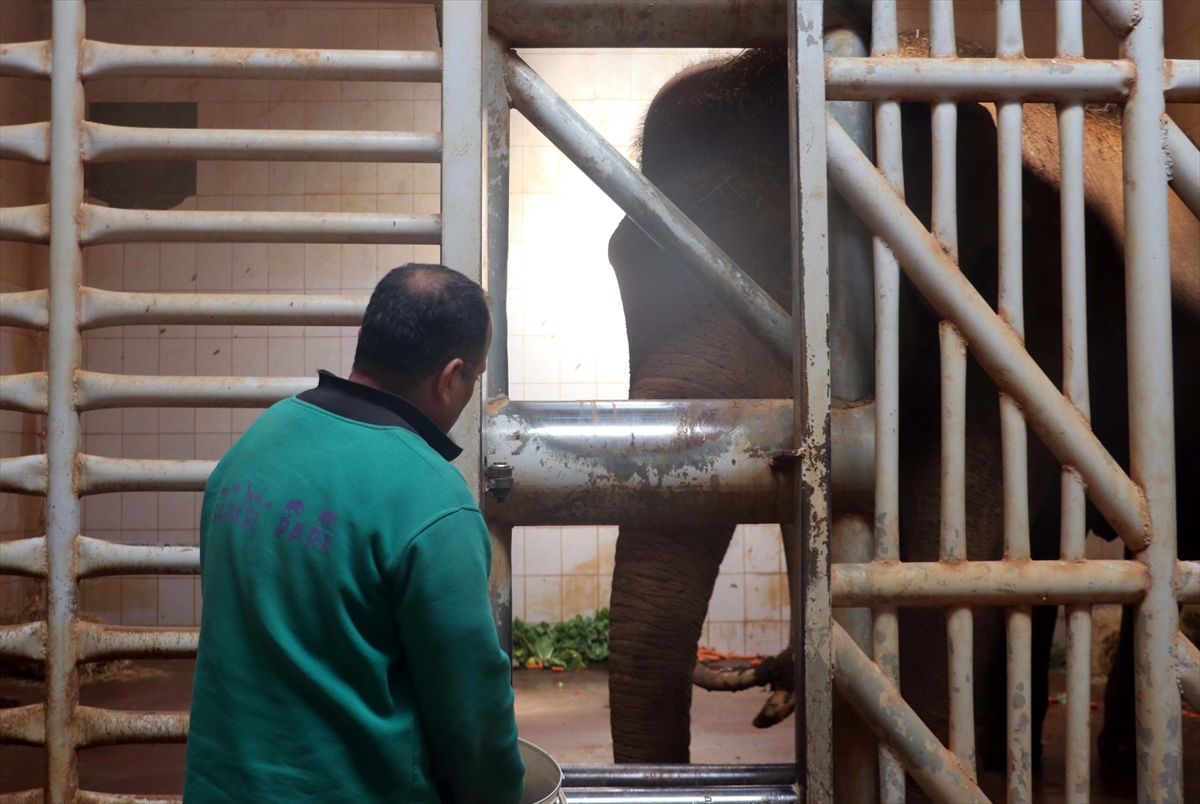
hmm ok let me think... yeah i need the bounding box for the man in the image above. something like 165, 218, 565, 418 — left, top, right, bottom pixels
184, 264, 525, 803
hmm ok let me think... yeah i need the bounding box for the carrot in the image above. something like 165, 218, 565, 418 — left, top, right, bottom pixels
551, 666, 565, 673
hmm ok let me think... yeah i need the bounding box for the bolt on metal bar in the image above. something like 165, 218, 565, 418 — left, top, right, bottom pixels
1165, 117, 1199, 221
502, 49, 792, 363
80, 40, 442, 82
824, 114, 1151, 552
79, 287, 367, 329
870, 3, 905, 798
0, 204, 50, 243
0, 537, 47, 577
0, 122, 50, 162
0, 372, 48, 413
0, 40, 50, 77
80, 123, 441, 164
75, 372, 314, 410
79, 206, 441, 246
1121, 3, 1184, 800
831, 622, 987, 804
75, 623, 197, 662
77, 537, 198, 578
1165, 60, 1199, 102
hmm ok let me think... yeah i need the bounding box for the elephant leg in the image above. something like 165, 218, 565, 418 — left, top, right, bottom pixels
1097, 600, 1137, 776
608, 523, 736, 763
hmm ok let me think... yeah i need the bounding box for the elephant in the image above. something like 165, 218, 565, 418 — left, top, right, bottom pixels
602, 36, 1200, 794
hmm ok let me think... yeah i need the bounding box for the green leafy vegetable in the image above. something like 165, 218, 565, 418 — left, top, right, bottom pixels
512, 608, 609, 669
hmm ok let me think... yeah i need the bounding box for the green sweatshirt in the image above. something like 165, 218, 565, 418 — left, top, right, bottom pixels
184, 372, 525, 803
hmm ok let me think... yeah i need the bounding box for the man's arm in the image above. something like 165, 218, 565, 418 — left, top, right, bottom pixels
394, 506, 525, 804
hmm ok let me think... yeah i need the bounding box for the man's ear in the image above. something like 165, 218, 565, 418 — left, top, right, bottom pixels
437, 357, 465, 403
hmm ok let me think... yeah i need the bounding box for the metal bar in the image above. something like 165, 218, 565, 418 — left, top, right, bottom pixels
79, 287, 366, 329
485, 34, 511, 401
77, 537, 199, 578
830, 559, 1148, 607
870, 4, 905, 799
1056, 3, 1092, 800
77, 455, 214, 495
0, 40, 50, 78
0, 372, 48, 413
1165, 60, 1200, 102
0, 204, 50, 243
1166, 117, 1199, 221
0, 122, 50, 162
1086, 0, 1141, 38
824, 113, 1151, 552
77, 708, 187, 747
789, 2, 833, 799
562, 790, 798, 804
75, 622, 197, 663
0, 790, 46, 804
0, 536, 47, 577
0, 453, 47, 495
80, 40, 441, 82
1176, 633, 1200, 713
75, 372, 313, 410
0, 621, 46, 662
79, 206, 441, 246
0, 705, 45, 746
1122, 4, 1183, 800
561, 766, 796, 788
831, 622, 987, 804
1179, 561, 1200, 603
76, 793, 180, 804
502, 51, 792, 363
824, 57, 1132, 103
81, 123, 441, 164
0, 290, 49, 329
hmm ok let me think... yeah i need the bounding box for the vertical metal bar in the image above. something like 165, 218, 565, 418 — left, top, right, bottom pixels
995, 3, 1031, 801
870, 3, 906, 800
485, 34, 510, 403
929, 0, 975, 779
46, 2, 86, 800
1055, 3, 1093, 801
1121, 3, 1183, 800
788, 1, 833, 800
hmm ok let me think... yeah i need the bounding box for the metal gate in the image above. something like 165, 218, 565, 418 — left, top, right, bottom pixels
1, 1, 1197, 802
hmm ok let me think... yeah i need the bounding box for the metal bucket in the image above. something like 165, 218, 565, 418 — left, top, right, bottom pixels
518, 738, 565, 804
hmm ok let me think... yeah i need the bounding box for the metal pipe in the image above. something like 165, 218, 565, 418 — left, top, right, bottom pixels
0, 621, 46, 662
79, 206, 441, 246
75, 372, 313, 410
825, 113, 1151, 552
1165, 117, 1199, 221
789, 3, 833, 798
77, 456, 214, 495
0, 289, 49, 329
1165, 60, 1199, 103
75, 623, 197, 663
831, 622, 987, 804
77, 708, 187, 747
502, 50, 792, 363
0, 40, 50, 78
1086, 0, 1141, 38
1176, 632, 1200, 714
79, 287, 366, 329
76, 537, 199, 578
0, 204, 50, 243
561, 790, 797, 804
824, 57, 1133, 103
0, 537, 47, 577
0, 788, 45, 804
81, 123, 441, 164
561, 766, 795, 788
831, 559, 1148, 607
0, 704, 45, 746
75, 792, 179, 804
80, 40, 441, 82
485, 34, 511, 401
0, 122, 50, 162
1122, 4, 1183, 799
0, 372, 47, 413
0, 453, 48, 495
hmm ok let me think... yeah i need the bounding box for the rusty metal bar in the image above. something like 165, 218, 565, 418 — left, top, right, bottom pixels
831, 622, 987, 804
1086, 0, 1141, 38
77, 455, 213, 495
1122, 4, 1183, 800
0, 204, 50, 243
824, 114, 1150, 552
0, 621, 46, 662
77, 537, 198, 578
76, 793, 179, 804
75, 622, 197, 663
81, 123, 441, 164
80, 40, 441, 82
502, 49, 792, 363
0, 40, 50, 77
79, 205, 441, 246
0, 372, 48, 413
1165, 60, 1199, 102
75, 372, 313, 410
77, 708, 187, 747
0, 705, 45, 746
0, 537, 47, 577
485, 34, 511, 402
824, 57, 1132, 103
1166, 117, 1199, 221
0, 290, 49, 329
0, 122, 50, 162
0, 789, 47, 804
0, 453, 47, 495
79, 287, 366, 329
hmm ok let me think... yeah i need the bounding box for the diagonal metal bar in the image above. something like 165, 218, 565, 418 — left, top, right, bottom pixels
1166, 117, 1199, 221
824, 112, 1149, 552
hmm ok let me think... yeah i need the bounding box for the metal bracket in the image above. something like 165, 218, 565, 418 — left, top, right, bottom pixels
484, 461, 514, 502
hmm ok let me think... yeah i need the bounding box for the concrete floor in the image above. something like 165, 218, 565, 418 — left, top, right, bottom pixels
1, 662, 1196, 800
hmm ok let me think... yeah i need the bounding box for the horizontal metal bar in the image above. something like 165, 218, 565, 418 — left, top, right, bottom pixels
1178, 632, 1200, 713
77, 455, 214, 494
831, 622, 987, 804
825, 57, 1132, 103
1166, 117, 1199, 221
0, 620, 44, 662
0, 790, 46, 804
0, 704, 44, 746
81, 122, 441, 164
75, 622, 197, 663
0, 454, 47, 495
76, 371, 314, 410
76, 793, 181, 804
831, 559, 1148, 607
1086, 0, 1141, 38
0, 40, 50, 78
0, 290, 49, 329
562, 790, 797, 804
1165, 60, 1200, 102
0, 372, 47, 413
0, 204, 50, 244
0, 122, 50, 162
825, 112, 1150, 552
79, 205, 441, 246
79, 287, 367, 329
77, 707, 188, 747
1179, 561, 1200, 604
483, 399, 873, 527
77, 536, 199, 578
81, 40, 442, 82
0, 537, 46, 577
562, 766, 795, 788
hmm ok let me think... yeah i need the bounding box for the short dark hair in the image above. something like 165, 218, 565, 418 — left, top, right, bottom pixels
353, 264, 490, 389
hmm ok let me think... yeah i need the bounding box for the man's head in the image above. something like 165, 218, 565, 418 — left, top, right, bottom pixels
350, 264, 491, 434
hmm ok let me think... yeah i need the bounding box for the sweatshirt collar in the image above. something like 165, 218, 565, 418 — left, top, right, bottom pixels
297, 370, 463, 462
